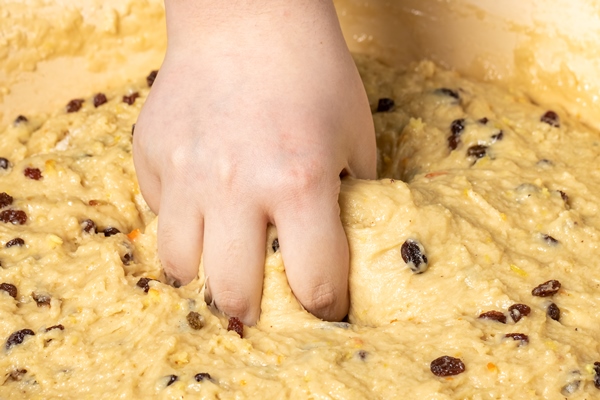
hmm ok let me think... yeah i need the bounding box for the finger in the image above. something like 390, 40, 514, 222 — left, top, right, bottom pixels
157, 189, 204, 286
132, 143, 162, 213
274, 182, 349, 321
203, 207, 266, 326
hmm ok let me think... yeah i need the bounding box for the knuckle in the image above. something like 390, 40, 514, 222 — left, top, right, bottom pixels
214, 289, 250, 318
300, 282, 337, 315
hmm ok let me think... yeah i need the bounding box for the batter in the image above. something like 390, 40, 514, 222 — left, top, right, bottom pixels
1, 54, 600, 399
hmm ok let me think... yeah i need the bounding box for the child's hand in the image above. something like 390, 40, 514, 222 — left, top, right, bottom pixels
133, 1, 376, 325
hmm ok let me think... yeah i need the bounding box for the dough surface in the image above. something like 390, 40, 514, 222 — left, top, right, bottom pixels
1, 56, 600, 399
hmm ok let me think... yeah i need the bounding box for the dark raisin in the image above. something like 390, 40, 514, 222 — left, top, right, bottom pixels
0, 283, 17, 298
508, 304, 531, 323
451, 119, 465, 135
491, 131, 503, 141
227, 317, 244, 338
532, 280, 561, 297
121, 252, 134, 265
436, 88, 460, 100
505, 333, 529, 346
93, 93, 108, 107
478, 310, 506, 323
136, 277, 156, 293
467, 145, 488, 159
103, 227, 121, 237
14, 115, 28, 124
24, 167, 42, 180
593, 362, 600, 389
0, 157, 9, 169
272, 238, 279, 252
376, 98, 395, 112
8, 369, 27, 381
357, 350, 368, 360
166, 375, 178, 387
122, 92, 140, 105
541, 111, 560, 127
542, 234, 559, 246
66, 99, 84, 113
547, 303, 560, 321
32, 292, 51, 307
131, 124, 136, 135
478, 117, 488, 124
147, 70, 158, 87
0, 209, 27, 225
81, 219, 97, 234
430, 356, 465, 377
448, 135, 460, 150
45, 324, 64, 332
6, 238, 25, 248
400, 239, 428, 274
6, 329, 35, 349
0, 192, 13, 208
186, 311, 204, 330
195, 372, 212, 382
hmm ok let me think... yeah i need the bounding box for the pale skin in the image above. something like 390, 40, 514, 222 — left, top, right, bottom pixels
133, 0, 376, 325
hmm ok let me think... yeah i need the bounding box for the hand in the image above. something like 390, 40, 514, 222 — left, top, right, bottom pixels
133, 0, 376, 325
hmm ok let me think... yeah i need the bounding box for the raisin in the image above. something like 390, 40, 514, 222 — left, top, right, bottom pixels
166, 375, 178, 387
227, 317, 244, 338
6, 329, 35, 349
0, 283, 17, 298
478, 310, 507, 323
32, 292, 51, 307
436, 88, 460, 100
93, 93, 108, 107
430, 356, 465, 377
542, 234, 559, 246
541, 111, 560, 127
357, 350, 368, 360
195, 372, 212, 382
14, 115, 28, 124
272, 238, 279, 252
478, 117, 489, 124
0, 209, 27, 225
131, 124, 136, 135
66, 99, 84, 113
136, 277, 156, 293
24, 167, 42, 180
400, 239, 428, 274
558, 190, 569, 205
491, 131, 503, 141
8, 369, 27, 381
448, 135, 460, 150
376, 98, 395, 112
0, 192, 13, 208
451, 119, 465, 136
508, 304, 531, 323
467, 145, 488, 159
0, 157, 9, 169
187, 311, 204, 330
45, 324, 64, 332
121, 252, 134, 265
122, 92, 139, 105
547, 303, 560, 321
81, 219, 97, 234
6, 238, 25, 248
505, 333, 529, 346
147, 70, 158, 87
532, 280, 561, 297
593, 362, 600, 389
103, 227, 121, 237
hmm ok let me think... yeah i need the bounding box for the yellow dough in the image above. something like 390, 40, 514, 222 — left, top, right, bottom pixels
1, 51, 600, 399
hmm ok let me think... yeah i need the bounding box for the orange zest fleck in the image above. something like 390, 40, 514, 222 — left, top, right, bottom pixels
127, 228, 141, 241
425, 171, 448, 179
487, 362, 497, 372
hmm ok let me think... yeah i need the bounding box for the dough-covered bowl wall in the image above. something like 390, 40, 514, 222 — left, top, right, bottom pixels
1, 1, 600, 399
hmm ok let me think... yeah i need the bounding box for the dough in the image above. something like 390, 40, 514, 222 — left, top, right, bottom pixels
1, 56, 599, 399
